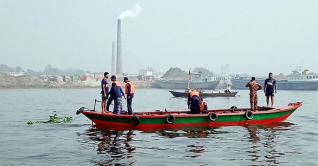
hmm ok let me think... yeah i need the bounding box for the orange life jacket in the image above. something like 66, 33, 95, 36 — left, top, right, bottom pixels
200, 101, 206, 111
125, 81, 135, 94
189, 91, 200, 98
113, 80, 122, 87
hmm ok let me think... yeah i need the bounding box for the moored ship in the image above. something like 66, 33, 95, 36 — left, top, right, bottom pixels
155, 77, 221, 89
154, 67, 222, 89
231, 66, 318, 90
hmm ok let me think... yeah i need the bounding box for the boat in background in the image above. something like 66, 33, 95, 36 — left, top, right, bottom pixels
155, 72, 222, 89
169, 85, 238, 98
170, 90, 238, 98
231, 66, 318, 90
76, 102, 302, 131
155, 77, 221, 89
154, 68, 222, 89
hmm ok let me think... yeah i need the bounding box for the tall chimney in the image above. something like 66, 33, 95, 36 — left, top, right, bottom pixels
116, 19, 123, 75
111, 42, 116, 74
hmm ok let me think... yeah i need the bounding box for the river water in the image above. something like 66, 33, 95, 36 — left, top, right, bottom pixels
0, 88, 317, 166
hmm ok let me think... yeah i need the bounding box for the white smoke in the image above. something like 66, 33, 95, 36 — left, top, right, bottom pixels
118, 4, 143, 19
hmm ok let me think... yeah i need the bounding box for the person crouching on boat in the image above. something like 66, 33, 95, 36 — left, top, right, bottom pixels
200, 98, 209, 114
109, 82, 125, 114
188, 90, 201, 114
246, 77, 262, 111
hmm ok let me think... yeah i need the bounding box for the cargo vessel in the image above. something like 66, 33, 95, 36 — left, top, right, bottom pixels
231, 67, 318, 90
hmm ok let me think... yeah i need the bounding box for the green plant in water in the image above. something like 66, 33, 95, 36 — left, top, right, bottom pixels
27, 114, 73, 124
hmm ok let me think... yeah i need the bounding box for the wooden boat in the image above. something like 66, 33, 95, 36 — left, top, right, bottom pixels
169, 90, 238, 98
76, 102, 302, 131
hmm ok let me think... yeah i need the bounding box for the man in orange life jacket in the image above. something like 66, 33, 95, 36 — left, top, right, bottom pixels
124, 77, 135, 115
200, 98, 209, 114
106, 75, 122, 111
188, 90, 201, 114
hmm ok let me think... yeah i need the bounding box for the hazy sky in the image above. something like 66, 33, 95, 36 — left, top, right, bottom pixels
1, 0, 317, 76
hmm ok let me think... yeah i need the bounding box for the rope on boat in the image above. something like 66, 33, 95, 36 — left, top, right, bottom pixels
230, 106, 237, 109
230, 106, 238, 113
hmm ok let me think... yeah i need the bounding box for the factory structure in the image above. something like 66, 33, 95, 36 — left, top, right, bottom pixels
111, 19, 123, 76
111, 42, 115, 74
116, 19, 123, 75
111, 18, 154, 80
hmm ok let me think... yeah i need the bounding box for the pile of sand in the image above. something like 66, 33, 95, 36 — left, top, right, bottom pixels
0, 72, 45, 88
274, 73, 287, 80
161, 67, 187, 79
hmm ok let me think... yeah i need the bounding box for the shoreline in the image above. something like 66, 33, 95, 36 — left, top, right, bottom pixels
0, 86, 155, 89
0, 72, 155, 89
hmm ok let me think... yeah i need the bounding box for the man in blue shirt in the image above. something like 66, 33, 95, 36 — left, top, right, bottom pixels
101, 72, 109, 113
264, 73, 277, 107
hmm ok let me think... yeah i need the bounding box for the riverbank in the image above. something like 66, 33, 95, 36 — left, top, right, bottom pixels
0, 72, 228, 90
0, 72, 154, 89
0, 72, 45, 88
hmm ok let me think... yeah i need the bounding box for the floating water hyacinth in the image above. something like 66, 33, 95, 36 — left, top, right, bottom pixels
27, 114, 72, 124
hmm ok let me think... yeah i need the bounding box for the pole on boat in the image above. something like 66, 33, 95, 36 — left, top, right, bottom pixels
188, 68, 191, 89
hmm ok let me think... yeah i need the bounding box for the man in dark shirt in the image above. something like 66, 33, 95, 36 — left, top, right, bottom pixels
101, 72, 109, 113
188, 90, 201, 114
264, 73, 277, 107
109, 83, 125, 114
106, 75, 119, 112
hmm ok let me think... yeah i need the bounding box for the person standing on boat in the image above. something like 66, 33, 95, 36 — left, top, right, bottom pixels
106, 75, 122, 112
109, 82, 126, 114
124, 77, 135, 115
188, 90, 201, 114
264, 73, 277, 107
101, 72, 109, 114
246, 77, 262, 111
200, 98, 209, 114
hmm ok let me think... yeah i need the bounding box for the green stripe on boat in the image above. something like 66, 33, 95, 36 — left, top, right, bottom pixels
85, 109, 295, 124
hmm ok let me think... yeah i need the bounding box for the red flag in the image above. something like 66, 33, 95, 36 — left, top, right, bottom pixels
189, 70, 191, 80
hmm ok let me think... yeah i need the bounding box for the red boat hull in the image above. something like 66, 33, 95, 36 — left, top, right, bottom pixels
77, 102, 302, 131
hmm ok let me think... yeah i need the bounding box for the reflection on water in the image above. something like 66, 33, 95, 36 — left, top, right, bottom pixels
245, 122, 295, 165
77, 122, 295, 165
78, 128, 136, 165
